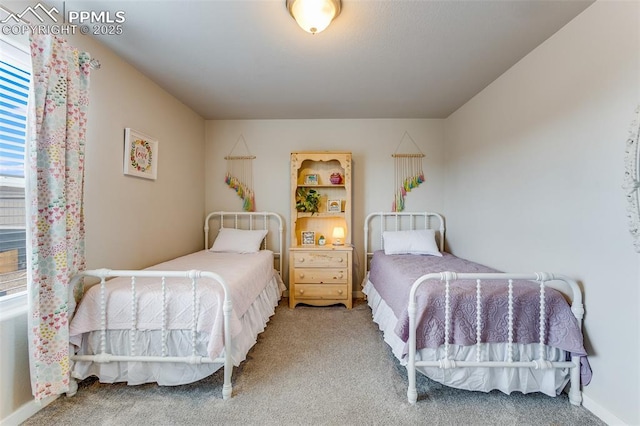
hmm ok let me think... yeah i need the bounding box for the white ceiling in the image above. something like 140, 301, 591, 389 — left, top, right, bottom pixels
55, 0, 594, 119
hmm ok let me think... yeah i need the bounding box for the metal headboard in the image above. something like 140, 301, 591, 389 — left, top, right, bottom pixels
204, 211, 285, 277
363, 211, 445, 278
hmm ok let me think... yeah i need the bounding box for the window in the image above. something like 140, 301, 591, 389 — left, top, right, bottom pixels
0, 39, 31, 298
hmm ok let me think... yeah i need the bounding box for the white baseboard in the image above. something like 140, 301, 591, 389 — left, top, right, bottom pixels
582, 393, 628, 426
0, 395, 58, 426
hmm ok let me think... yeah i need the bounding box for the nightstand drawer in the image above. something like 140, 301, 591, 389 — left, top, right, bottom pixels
293, 268, 348, 284
294, 284, 348, 300
292, 251, 348, 268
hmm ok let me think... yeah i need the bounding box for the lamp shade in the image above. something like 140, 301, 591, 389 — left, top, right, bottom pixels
286, 0, 341, 34
332, 226, 345, 245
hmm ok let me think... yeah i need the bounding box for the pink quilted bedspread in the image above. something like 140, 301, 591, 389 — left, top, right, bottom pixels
369, 251, 591, 384
70, 250, 275, 358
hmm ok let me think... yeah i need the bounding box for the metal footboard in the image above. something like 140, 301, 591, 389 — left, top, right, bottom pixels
68, 268, 233, 400
406, 271, 584, 406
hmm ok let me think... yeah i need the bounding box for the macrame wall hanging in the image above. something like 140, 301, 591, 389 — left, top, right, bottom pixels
392, 131, 425, 212
224, 135, 256, 211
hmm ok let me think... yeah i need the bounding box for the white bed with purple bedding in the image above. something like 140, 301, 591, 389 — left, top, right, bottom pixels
68, 211, 284, 399
362, 212, 589, 405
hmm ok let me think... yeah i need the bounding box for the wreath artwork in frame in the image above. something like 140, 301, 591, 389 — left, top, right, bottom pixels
124, 128, 158, 180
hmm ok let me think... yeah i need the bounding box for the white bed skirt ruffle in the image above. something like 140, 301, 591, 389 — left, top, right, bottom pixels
363, 279, 570, 397
71, 272, 284, 386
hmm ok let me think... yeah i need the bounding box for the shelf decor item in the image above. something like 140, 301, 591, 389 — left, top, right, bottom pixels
330, 172, 342, 184
301, 231, 315, 245
327, 199, 341, 212
296, 187, 320, 213
304, 174, 319, 185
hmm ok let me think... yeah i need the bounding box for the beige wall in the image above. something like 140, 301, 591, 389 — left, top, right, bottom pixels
72, 37, 206, 270
0, 31, 205, 423
443, 2, 640, 424
205, 119, 445, 287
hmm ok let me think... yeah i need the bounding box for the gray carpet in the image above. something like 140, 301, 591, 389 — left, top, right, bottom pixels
23, 299, 603, 425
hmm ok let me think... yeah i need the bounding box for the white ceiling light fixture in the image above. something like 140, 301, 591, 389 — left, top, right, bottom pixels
286, 0, 341, 35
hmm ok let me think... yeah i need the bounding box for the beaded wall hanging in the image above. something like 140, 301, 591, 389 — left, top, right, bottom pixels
392, 131, 425, 212
224, 135, 256, 211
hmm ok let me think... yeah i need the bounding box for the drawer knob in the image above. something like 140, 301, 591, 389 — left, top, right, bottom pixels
338, 258, 344, 263
298, 258, 304, 263
299, 273, 305, 279
338, 290, 343, 294
299, 289, 304, 294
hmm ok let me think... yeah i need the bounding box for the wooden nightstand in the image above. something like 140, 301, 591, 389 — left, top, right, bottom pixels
289, 245, 352, 309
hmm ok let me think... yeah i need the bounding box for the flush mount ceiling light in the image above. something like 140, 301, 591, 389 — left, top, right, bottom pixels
286, 0, 341, 34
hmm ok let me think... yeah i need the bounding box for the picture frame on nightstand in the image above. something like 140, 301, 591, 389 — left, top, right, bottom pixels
301, 231, 315, 245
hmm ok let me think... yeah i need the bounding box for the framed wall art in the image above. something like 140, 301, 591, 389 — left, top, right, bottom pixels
124, 128, 158, 180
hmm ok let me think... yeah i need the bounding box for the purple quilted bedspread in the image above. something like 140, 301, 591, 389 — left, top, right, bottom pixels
369, 251, 591, 384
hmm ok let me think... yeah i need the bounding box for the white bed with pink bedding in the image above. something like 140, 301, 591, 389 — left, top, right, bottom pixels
362, 212, 589, 405
68, 211, 284, 399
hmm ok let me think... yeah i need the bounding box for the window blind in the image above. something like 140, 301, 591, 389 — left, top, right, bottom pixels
0, 39, 30, 297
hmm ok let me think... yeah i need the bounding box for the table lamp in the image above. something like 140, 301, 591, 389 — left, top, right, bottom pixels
332, 226, 345, 246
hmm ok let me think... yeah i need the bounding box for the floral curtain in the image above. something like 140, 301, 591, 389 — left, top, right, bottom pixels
27, 34, 92, 401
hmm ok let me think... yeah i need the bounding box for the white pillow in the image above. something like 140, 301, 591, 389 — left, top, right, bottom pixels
210, 228, 268, 253
382, 229, 442, 256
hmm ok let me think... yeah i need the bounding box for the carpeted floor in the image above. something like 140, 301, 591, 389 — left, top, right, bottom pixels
23, 299, 604, 425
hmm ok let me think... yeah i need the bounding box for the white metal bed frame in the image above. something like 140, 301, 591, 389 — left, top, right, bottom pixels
363, 212, 585, 406
68, 211, 284, 400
